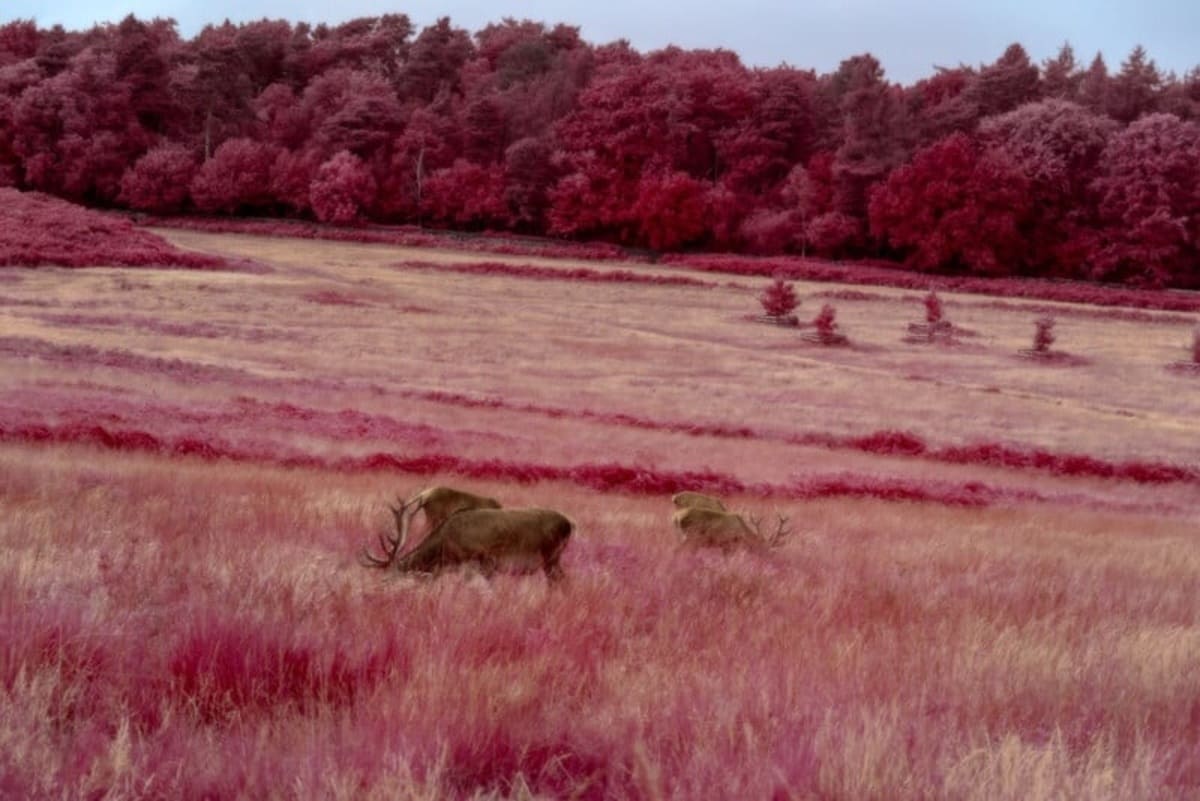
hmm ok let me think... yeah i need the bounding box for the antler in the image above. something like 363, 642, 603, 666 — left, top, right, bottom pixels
765, 514, 792, 548
748, 513, 792, 548
359, 495, 417, 568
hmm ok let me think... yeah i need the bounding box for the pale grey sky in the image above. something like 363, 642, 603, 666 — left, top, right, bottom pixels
5, 0, 1197, 83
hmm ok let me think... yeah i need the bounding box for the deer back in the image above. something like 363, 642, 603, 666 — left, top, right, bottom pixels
671, 491, 727, 512
672, 506, 754, 548
417, 486, 501, 530
398, 507, 573, 576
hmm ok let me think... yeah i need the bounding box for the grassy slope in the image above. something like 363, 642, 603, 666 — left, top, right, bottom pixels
1, 229, 1198, 799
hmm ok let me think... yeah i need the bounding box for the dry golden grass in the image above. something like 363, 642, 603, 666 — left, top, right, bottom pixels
6, 227, 1194, 470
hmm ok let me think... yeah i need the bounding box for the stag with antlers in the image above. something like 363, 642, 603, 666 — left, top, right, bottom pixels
361, 487, 573, 580
361, 486, 501, 568
672, 505, 791, 550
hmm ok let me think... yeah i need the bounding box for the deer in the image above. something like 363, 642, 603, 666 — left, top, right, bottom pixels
671, 491, 728, 512
360, 486, 501, 569
672, 506, 791, 551
362, 501, 574, 580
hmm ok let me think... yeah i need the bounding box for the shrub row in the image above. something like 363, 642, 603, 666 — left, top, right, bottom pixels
666, 253, 1200, 312
808, 288, 1199, 325
392, 389, 1200, 487
7, 336, 1194, 487
0, 418, 1057, 508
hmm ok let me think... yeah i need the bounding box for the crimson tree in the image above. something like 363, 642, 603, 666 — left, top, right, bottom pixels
924, 290, 943, 324
188, 137, 279, 213
868, 132, 1030, 275
979, 99, 1115, 277
309, 150, 376, 223
422, 159, 506, 228
632, 170, 709, 250
118, 143, 197, 212
759, 276, 798, 323
1091, 113, 1200, 287
1033, 317, 1056, 353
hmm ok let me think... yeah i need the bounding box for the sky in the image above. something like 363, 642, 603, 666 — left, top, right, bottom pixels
5, 0, 1198, 84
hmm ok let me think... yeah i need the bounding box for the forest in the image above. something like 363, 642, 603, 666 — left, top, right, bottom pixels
1, 14, 1198, 288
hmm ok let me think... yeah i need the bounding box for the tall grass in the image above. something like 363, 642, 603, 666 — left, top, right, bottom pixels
2, 445, 1197, 799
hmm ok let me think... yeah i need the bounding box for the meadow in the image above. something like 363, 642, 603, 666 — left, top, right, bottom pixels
2, 226, 1199, 799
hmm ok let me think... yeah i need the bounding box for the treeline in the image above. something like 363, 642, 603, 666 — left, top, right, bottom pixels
1, 15, 1198, 286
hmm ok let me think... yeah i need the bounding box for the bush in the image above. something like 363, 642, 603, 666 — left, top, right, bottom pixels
660, 253, 1200, 313
925, 290, 944, 324
0, 188, 224, 268
759, 276, 798, 323
118, 144, 197, 213
309, 151, 377, 224
189, 138, 280, 214
1033, 316, 1056, 353
808, 303, 848, 345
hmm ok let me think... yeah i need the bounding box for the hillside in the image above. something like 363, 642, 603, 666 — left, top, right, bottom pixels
1, 230, 1198, 798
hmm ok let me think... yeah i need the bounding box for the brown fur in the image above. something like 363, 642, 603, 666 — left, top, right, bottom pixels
672, 507, 755, 548
393, 508, 574, 580
671, 491, 727, 512
672, 507, 791, 550
403, 486, 502, 542
361, 485, 501, 570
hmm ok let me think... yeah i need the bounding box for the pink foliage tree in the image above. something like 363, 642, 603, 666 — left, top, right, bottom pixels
0, 20, 40, 65
967, 43, 1040, 117
868, 132, 1030, 275
302, 69, 404, 162
119, 143, 197, 212
189, 137, 279, 214
739, 209, 800, 255
924, 290, 944, 325
830, 54, 904, 225
979, 99, 1116, 278
805, 211, 861, 257
905, 287, 955, 343
0, 59, 47, 186
811, 303, 847, 345
269, 148, 322, 215
502, 136, 556, 230
759, 275, 798, 323
1090, 113, 1200, 287
422, 159, 507, 228
547, 161, 636, 242
632, 170, 709, 250
11, 48, 150, 202
6, 14, 1200, 293
378, 106, 460, 220
309, 150, 377, 224
1033, 316, 1056, 353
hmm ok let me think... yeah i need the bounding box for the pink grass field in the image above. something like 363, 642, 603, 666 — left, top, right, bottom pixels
2, 227, 1200, 799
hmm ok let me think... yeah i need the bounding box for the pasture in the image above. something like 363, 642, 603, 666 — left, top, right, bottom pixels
1, 229, 1198, 799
